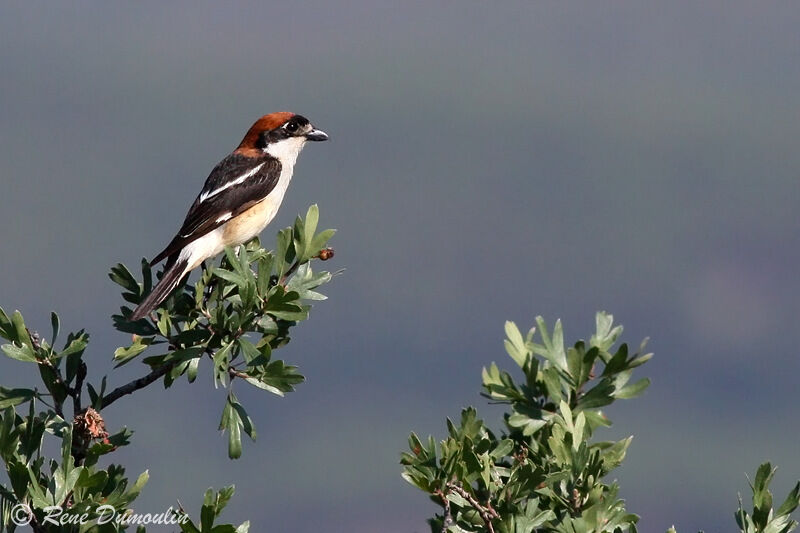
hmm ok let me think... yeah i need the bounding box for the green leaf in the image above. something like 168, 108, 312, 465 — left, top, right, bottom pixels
275, 228, 294, 278
201, 491, 215, 531
628, 350, 654, 370
490, 439, 514, 460
113, 336, 153, 366
1, 343, 37, 362
504, 321, 529, 368
87, 382, 99, 408
582, 409, 612, 429
601, 436, 633, 470
776, 481, 800, 517
56, 331, 89, 359
292, 214, 306, 257
264, 287, 307, 321
157, 310, 172, 337
113, 311, 158, 335
753, 463, 774, 494
602, 343, 629, 377
141, 258, 153, 294
127, 470, 150, 503
566, 344, 585, 385
591, 311, 624, 354
541, 366, 563, 402
187, 357, 201, 383
214, 268, 247, 287
10, 311, 32, 349
109, 263, 142, 294
220, 399, 243, 460
579, 378, 615, 409
60, 424, 73, 469
242, 376, 283, 396
302, 204, 320, 259
0, 387, 35, 409
213, 342, 234, 388
238, 339, 265, 366
50, 312, 60, 346
535, 316, 567, 371
551, 319, 565, 366
285, 263, 332, 301
310, 229, 336, 255
508, 412, 547, 436
245, 360, 304, 395
8, 460, 29, 499
256, 254, 275, 298
230, 394, 256, 441
572, 411, 586, 449
0, 307, 12, 340
614, 378, 650, 399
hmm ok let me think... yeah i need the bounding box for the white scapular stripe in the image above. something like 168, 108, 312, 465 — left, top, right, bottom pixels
215, 212, 233, 223
198, 162, 266, 203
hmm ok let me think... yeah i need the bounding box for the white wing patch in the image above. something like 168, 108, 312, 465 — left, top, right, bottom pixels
198, 162, 266, 204
215, 212, 233, 223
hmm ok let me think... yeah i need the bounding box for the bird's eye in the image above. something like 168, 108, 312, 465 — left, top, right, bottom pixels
285, 121, 299, 133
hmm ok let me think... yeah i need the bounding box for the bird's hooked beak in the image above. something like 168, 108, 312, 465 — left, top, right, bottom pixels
305, 128, 329, 142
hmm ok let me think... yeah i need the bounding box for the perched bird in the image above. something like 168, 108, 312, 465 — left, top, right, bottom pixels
130, 112, 328, 320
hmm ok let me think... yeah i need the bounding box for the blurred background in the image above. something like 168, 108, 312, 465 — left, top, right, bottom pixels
1, 2, 799, 531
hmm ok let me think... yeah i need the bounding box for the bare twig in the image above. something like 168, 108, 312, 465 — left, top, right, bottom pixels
228, 368, 250, 380
100, 363, 175, 409
446, 482, 499, 533
99, 304, 192, 410
435, 489, 454, 533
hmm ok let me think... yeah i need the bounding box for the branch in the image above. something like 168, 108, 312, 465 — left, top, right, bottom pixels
279, 260, 301, 286
446, 482, 499, 533
228, 368, 250, 380
100, 362, 175, 409
435, 489, 454, 533
279, 247, 334, 286
70, 361, 87, 414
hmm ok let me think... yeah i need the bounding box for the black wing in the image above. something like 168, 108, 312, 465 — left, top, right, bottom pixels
150, 153, 281, 265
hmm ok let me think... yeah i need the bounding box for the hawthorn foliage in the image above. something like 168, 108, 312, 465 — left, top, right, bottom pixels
0, 204, 797, 533
0, 205, 336, 532
401, 314, 800, 533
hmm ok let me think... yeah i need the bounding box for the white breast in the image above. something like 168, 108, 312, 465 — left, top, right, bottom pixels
178, 136, 308, 271
179, 156, 300, 270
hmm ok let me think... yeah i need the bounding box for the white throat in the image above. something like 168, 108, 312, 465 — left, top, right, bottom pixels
265, 136, 306, 173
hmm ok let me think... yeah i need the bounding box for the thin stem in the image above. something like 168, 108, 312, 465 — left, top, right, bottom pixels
435, 489, 453, 533
446, 482, 499, 533
228, 368, 250, 380
279, 248, 334, 286
279, 260, 301, 286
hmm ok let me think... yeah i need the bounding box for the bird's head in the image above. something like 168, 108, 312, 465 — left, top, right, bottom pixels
235, 112, 328, 162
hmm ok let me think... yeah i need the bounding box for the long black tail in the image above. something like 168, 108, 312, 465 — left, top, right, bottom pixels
130, 257, 189, 321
